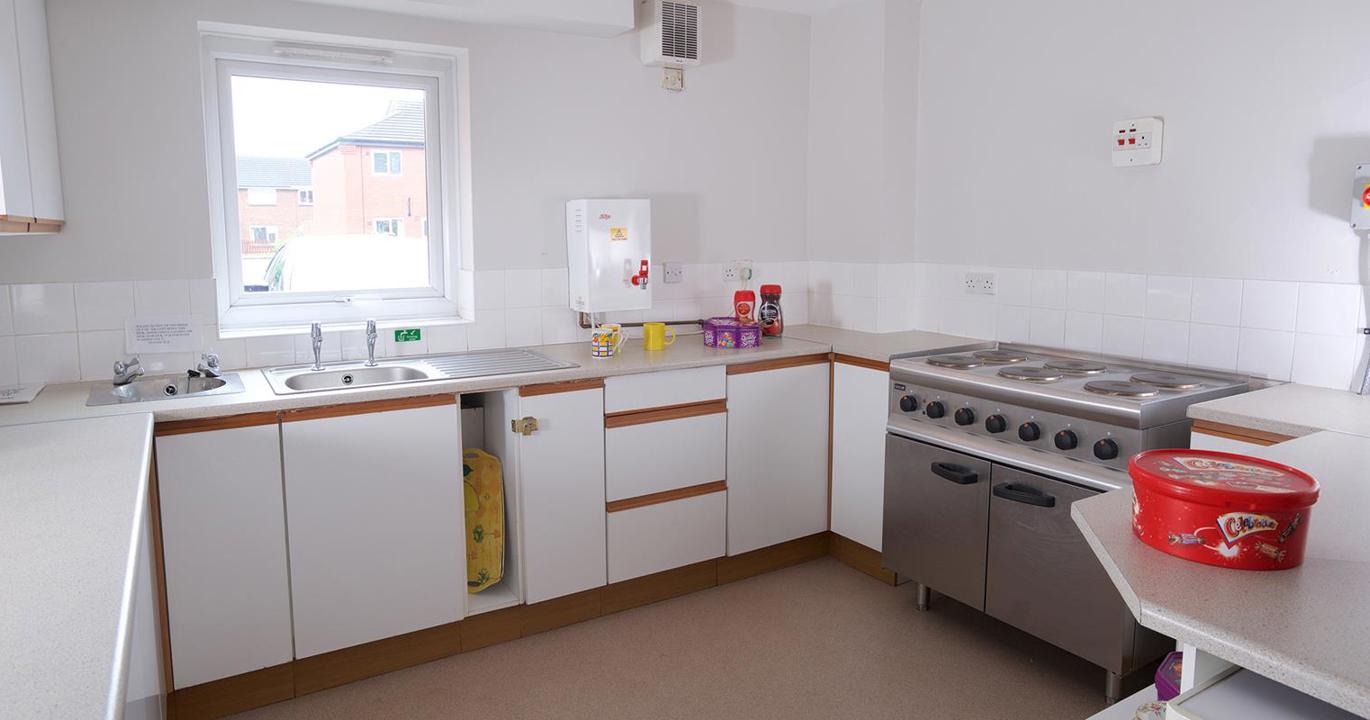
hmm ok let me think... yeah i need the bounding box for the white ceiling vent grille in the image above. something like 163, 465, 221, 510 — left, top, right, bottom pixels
641, 0, 701, 67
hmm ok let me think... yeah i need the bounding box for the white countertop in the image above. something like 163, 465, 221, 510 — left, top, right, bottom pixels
783, 325, 988, 364
1188, 382, 1370, 440
0, 414, 155, 720
1072, 431, 1370, 717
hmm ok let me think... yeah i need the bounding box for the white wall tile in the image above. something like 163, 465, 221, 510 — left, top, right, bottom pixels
15, 333, 81, 383
295, 332, 342, 364
809, 293, 834, 327
1104, 273, 1147, 317
832, 295, 877, 332
203, 328, 246, 370
997, 267, 1033, 307
75, 282, 135, 331
189, 279, 218, 325
1030, 269, 1068, 310
468, 309, 506, 350
338, 329, 374, 362
995, 306, 1030, 343
78, 330, 126, 380
0, 285, 11, 336
1240, 280, 1298, 331
1186, 324, 1239, 372
876, 264, 906, 301
960, 301, 997, 340
1189, 278, 1243, 326
1101, 315, 1145, 358
540, 307, 581, 345
1237, 328, 1295, 382
847, 263, 879, 298
783, 261, 810, 293
876, 297, 908, 333
1143, 319, 1190, 364
1145, 276, 1192, 321
783, 293, 808, 326
11, 283, 77, 335
133, 280, 190, 315
1291, 333, 1358, 390
425, 324, 469, 354
1066, 271, 1105, 312
474, 270, 505, 310
383, 330, 429, 358
0, 337, 17, 385
1028, 308, 1066, 348
1064, 311, 1103, 353
537, 268, 570, 309
503, 269, 542, 309
244, 336, 295, 368
1295, 283, 1361, 336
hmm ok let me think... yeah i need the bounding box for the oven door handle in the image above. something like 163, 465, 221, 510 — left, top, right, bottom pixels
931, 462, 979, 485
992, 482, 1057, 508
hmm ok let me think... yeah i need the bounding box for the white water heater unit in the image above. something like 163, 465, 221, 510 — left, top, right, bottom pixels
566, 198, 652, 313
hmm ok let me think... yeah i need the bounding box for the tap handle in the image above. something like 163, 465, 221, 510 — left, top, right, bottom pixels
366, 319, 377, 338
310, 322, 323, 341
201, 352, 220, 369
114, 356, 141, 374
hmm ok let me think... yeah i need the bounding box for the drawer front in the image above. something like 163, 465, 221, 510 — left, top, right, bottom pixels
604, 366, 726, 414
607, 491, 727, 583
606, 412, 727, 501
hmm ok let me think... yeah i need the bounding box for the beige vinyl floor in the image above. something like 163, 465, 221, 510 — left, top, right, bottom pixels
231, 558, 1113, 720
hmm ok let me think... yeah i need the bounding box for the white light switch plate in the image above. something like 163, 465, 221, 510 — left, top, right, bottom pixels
663, 262, 684, 284
1112, 117, 1164, 167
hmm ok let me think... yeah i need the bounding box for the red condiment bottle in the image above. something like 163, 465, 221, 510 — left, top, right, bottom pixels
759, 284, 783, 336
734, 290, 756, 323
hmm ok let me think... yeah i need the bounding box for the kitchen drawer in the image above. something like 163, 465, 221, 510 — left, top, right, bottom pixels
606, 411, 727, 501
607, 490, 727, 583
604, 366, 725, 414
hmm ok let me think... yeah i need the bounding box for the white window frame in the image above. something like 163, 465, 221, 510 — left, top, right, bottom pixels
373, 217, 402, 236
297, 188, 314, 206
200, 26, 470, 335
248, 225, 279, 245
371, 150, 402, 176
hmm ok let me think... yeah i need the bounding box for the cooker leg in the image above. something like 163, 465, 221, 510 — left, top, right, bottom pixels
1104, 670, 1122, 704
915, 583, 930, 611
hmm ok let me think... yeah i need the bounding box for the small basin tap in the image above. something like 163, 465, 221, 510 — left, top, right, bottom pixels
310, 323, 324, 371
196, 352, 222, 379
112, 357, 144, 386
365, 319, 378, 367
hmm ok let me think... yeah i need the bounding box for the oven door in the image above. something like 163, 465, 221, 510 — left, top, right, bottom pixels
983, 464, 1135, 673
882, 434, 990, 611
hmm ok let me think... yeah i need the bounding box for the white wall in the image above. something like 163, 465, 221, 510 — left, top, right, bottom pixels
0, 0, 811, 284
914, 0, 1370, 285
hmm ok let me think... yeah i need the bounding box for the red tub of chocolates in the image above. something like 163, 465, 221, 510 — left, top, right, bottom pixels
1129, 449, 1319, 571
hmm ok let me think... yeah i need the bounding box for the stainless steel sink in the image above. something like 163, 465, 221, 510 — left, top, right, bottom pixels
263, 349, 577, 395
86, 373, 247, 406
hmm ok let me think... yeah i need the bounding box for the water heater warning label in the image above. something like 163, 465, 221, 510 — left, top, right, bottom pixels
609, 227, 628, 242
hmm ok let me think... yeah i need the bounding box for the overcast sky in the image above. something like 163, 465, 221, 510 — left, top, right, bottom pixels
231, 75, 425, 158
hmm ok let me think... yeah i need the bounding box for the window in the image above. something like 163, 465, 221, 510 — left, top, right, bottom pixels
373, 218, 402, 236
245, 187, 277, 206
372, 150, 402, 176
201, 29, 467, 332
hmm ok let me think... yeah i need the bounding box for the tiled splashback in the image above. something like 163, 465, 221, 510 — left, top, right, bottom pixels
3, 260, 1365, 392
0, 262, 812, 385
807, 261, 1370, 391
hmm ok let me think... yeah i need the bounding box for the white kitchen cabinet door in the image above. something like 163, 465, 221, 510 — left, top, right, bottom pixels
0, 0, 34, 222
607, 491, 727, 583
518, 387, 607, 604
605, 412, 727, 501
830, 362, 890, 551
1190, 430, 1269, 455
604, 366, 725, 413
726, 361, 830, 555
156, 424, 293, 689
282, 403, 466, 658
13, 0, 61, 222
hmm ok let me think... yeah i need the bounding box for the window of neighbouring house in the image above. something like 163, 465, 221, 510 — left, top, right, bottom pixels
201, 29, 467, 333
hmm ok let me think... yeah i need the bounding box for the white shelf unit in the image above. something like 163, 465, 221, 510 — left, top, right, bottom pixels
1088, 685, 1159, 720
461, 389, 526, 616
1168, 668, 1359, 720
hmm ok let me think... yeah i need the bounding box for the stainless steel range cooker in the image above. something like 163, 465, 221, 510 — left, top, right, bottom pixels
882, 344, 1249, 701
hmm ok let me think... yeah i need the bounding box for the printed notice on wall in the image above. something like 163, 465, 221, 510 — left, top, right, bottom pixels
126, 316, 202, 353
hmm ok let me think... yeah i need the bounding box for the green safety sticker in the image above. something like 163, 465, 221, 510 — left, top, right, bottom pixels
394, 328, 422, 343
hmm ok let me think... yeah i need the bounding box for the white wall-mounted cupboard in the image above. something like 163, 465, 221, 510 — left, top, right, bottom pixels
281, 402, 466, 658
0, 0, 63, 233
829, 362, 890, 551
156, 424, 294, 689
725, 360, 831, 555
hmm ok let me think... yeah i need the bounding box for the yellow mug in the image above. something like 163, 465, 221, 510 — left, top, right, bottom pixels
642, 322, 676, 351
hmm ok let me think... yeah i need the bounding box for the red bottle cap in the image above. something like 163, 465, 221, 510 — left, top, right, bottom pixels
1129, 449, 1320, 510
760, 284, 782, 295
734, 290, 756, 301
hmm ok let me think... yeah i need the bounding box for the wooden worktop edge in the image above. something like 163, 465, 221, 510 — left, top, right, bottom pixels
1190, 418, 1296, 446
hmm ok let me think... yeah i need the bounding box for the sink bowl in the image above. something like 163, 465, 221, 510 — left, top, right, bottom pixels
86, 373, 247, 406
282, 365, 434, 392
263, 349, 578, 395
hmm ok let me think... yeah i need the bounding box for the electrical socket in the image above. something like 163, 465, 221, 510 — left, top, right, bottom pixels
663, 262, 684, 284
722, 261, 753, 283
964, 271, 997, 295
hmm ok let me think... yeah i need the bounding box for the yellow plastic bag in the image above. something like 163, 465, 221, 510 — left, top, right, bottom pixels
462, 449, 504, 593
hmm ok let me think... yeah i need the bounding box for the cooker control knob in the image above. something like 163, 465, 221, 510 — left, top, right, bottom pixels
925, 401, 946, 419
985, 415, 1008, 434
1018, 422, 1041, 442
1094, 438, 1120, 460
898, 395, 918, 413
1055, 429, 1079, 450
954, 407, 976, 426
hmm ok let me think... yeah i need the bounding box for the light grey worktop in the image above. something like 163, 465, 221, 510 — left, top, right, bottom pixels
0, 414, 155, 720
783, 325, 988, 364
1188, 382, 1370, 440
1072, 431, 1370, 717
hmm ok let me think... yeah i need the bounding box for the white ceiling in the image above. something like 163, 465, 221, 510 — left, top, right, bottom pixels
721, 0, 872, 16
291, 0, 636, 37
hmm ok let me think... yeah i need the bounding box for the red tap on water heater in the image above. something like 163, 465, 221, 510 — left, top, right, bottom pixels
631, 260, 649, 288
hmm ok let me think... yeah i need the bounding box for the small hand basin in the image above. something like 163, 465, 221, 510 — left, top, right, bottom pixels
86, 373, 247, 406
282, 365, 434, 392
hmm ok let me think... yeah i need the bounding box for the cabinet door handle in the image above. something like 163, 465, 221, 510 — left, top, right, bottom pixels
931, 462, 978, 485
511, 417, 539, 436
992, 482, 1056, 508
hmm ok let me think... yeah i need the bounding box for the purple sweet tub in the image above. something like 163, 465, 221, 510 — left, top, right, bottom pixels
701, 317, 762, 349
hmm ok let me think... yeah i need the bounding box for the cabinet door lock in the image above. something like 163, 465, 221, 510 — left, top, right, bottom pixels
511, 417, 539, 436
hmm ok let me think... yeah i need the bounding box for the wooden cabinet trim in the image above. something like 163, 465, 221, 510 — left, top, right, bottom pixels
605, 480, 727, 513
28, 219, 62, 233
604, 399, 727, 428
0, 213, 37, 223
725, 353, 831, 375
294, 620, 463, 696
0, 219, 29, 233
1191, 419, 1294, 447
155, 411, 281, 436
280, 394, 456, 422
833, 353, 890, 372
166, 662, 294, 720
519, 378, 604, 397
